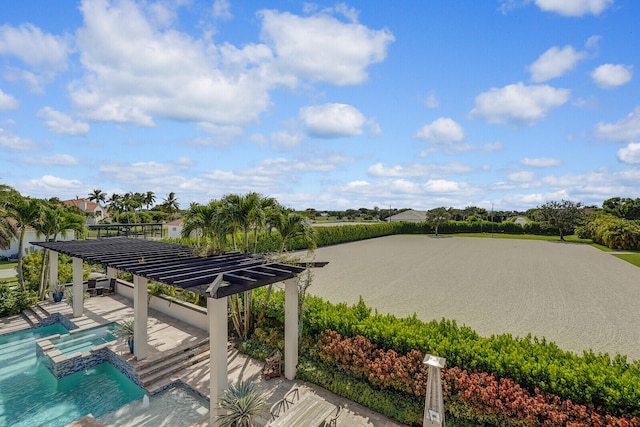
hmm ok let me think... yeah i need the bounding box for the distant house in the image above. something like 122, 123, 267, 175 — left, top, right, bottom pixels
0, 220, 75, 259
62, 198, 107, 225
388, 209, 427, 223
166, 218, 185, 239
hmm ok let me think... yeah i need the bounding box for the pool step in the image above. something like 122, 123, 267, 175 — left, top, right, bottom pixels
136, 339, 210, 388
33, 303, 51, 319
20, 307, 40, 326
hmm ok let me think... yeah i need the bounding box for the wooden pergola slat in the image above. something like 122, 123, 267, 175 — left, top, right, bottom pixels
33, 238, 313, 298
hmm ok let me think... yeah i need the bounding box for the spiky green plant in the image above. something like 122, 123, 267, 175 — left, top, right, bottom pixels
216, 380, 268, 427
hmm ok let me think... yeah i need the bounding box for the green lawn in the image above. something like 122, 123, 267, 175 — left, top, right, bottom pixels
613, 253, 640, 268
453, 233, 592, 244
0, 261, 17, 270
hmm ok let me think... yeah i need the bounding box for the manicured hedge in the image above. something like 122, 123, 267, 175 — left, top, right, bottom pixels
252, 289, 640, 417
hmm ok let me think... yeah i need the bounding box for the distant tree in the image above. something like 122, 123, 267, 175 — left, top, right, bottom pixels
425, 207, 452, 236
162, 192, 180, 219
88, 189, 106, 204
603, 197, 640, 220
535, 200, 582, 241
144, 191, 156, 210
0, 184, 19, 250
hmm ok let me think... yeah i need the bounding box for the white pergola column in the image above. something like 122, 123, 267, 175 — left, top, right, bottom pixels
106, 267, 116, 279
72, 257, 83, 317
133, 275, 148, 360
284, 278, 299, 380
208, 295, 228, 426
48, 251, 58, 290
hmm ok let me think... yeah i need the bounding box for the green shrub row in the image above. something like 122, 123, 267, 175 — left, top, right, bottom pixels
296, 357, 425, 426
576, 214, 640, 250
0, 285, 38, 317
252, 289, 640, 416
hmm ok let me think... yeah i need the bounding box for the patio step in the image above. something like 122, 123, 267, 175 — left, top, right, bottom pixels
20, 307, 40, 326
136, 339, 210, 388
33, 303, 51, 319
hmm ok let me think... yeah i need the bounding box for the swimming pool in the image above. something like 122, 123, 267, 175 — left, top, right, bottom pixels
49, 322, 118, 355
98, 382, 210, 427
0, 324, 146, 427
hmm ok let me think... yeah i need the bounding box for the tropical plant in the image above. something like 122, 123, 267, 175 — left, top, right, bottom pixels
534, 199, 583, 241
161, 192, 180, 219
34, 204, 86, 300
114, 318, 135, 339
215, 380, 268, 427
0, 184, 19, 250
7, 197, 45, 291
87, 188, 106, 204
425, 207, 452, 236
273, 210, 316, 254
144, 191, 156, 210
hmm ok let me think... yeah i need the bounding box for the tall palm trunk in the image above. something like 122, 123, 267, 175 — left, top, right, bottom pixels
17, 227, 26, 291
38, 247, 50, 300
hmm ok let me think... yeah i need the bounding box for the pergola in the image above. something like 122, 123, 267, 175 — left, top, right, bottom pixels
33, 238, 316, 425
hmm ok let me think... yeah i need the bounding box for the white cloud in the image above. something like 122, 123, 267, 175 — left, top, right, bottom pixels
617, 143, 640, 164
534, 0, 614, 16
18, 175, 85, 198
0, 23, 70, 90
258, 9, 394, 86
0, 128, 38, 151
415, 117, 464, 143
469, 82, 570, 126
72, 0, 274, 127
37, 107, 90, 135
594, 106, 640, 141
508, 171, 535, 182
0, 89, 18, 110
299, 103, 366, 138
270, 129, 305, 150
483, 142, 504, 152
591, 64, 633, 88
529, 45, 586, 82
424, 91, 439, 108
366, 119, 382, 138
212, 0, 233, 20
521, 157, 562, 167
367, 162, 474, 178
19, 154, 79, 166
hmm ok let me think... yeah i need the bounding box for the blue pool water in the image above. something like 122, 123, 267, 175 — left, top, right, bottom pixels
51, 322, 118, 355
0, 324, 145, 427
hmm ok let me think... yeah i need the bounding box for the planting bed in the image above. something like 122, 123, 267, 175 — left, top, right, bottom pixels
305, 235, 640, 360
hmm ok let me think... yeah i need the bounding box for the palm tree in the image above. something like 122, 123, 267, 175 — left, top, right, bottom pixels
144, 191, 156, 210
34, 204, 85, 299
107, 193, 123, 223
7, 197, 45, 291
162, 192, 180, 219
0, 184, 19, 250
88, 189, 106, 205
274, 210, 317, 254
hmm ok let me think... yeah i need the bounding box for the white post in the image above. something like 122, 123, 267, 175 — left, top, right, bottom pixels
72, 257, 83, 317
284, 278, 298, 380
106, 267, 116, 279
209, 296, 228, 426
133, 275, 148, 360
49, 251, 58, 290
424, 354, 447, 427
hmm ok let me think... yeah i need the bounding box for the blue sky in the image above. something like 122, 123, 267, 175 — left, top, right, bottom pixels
1, 0, 639, 211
